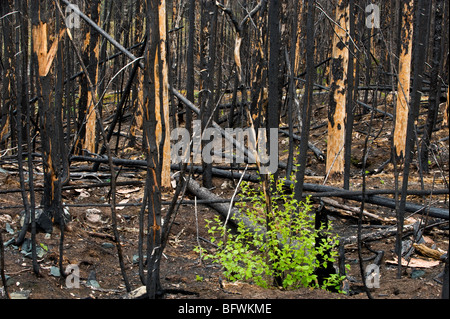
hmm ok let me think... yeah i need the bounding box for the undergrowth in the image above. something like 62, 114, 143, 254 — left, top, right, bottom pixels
195, 175, 347, 292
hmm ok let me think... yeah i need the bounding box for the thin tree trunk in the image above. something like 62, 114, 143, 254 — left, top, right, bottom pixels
343, 0, 355, 190
285, 0, 299, 179
396, 0, 431, 279
83, 0, 100, 154
444, 86, 449, 127
0, 221, 8, 298
0, 0, 14, 150
294, 0, 315, 200
200, 0, 218, 189
186, 0, 196, 135
143, 0, 164, 298
155, 0, 171, 188
393, 0, 414, 160
327, 0, 349, 177
32, 0, 61, 276
420, 0, 443, 173
267, 0, 280, 177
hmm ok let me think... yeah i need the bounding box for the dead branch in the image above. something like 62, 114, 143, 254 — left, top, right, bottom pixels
183, 177, 263, 235
413, 243, 445, 260
174, 165, 449, 220
320, 197, 390, 222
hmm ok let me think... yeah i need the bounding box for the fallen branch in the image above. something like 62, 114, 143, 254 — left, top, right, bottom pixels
172, 166, 449, 220
279, 129, 325, 161
306, 188, 450, 198
0, 180, 144, 194
342, 223, 416, 246
320, 197, 390, 222
183, 177, 262, 235
413, 243, 445, 260
85, 230, 115, 241
48, 154, 449, 220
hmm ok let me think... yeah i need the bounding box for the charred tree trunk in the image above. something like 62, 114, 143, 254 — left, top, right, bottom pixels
327, 0, 349, 177
155, 0, 171, 188
0, 220, 8, 297
83, 0, 100, 154
267, 0, 281, 178
343, 0, 355, 190
393, 0, 414, 161
74, 1, 100, 155
294, 0, 315, 199
0, 0, 15, 150
395, 0, 431, 279
200, 0, 218, 189
143, 0, 164, 298
186, 0, 196, 135
31, 0, 66, 229
31, 0, 62, 275
129, 0, 145, 148
420, 0, 444, 173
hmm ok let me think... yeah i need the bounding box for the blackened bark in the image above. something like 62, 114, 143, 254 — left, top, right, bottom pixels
294, 0, 315, 200
186, 0, 196, 135
396, 0, 431, 278
443, 240, 449, 299
0, 1, 15, 150
143, 0, 163, 298
0, 226, 7, 298
267, 0, 280, 178
420, 0, 443, 173
55, 7, 68, 278
343, 0, 355, 190
285, 0, 299, 179
200, 0, 218, 189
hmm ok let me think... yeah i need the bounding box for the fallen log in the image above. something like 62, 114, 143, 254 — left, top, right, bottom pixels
172, 166, 449, 220
65, 155, 449, 220
183, 177, 262, 235
342, 223, 416, 246
320, 197, 390, 222
306, 188, 450, 197
342, 221, 447, 246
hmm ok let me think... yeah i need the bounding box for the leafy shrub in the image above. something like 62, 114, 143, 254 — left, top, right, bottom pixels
195, 175, 346, 291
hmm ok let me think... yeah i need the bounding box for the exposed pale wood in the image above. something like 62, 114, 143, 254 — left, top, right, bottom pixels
32, 25, 66, 77
156, 0, 171, 188
327, 0, 349, 175
393, 0, 414, 159
83, 2, 101, 154
0, 117, 9, 143
443, 86, 449, 127
413, 243, 445, 260
234, 35, 243, 82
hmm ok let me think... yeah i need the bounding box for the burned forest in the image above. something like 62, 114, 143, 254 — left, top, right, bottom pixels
0, 0, 449, 301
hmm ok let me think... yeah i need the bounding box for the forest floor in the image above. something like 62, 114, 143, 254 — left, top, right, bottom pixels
0, 96, 449, 300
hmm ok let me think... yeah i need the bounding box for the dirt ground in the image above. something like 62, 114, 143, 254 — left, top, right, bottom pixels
0, 98, 449, 300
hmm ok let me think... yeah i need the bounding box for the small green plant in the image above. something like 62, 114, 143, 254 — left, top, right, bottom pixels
39, 243, 48, 251
195, 175, 346, 292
